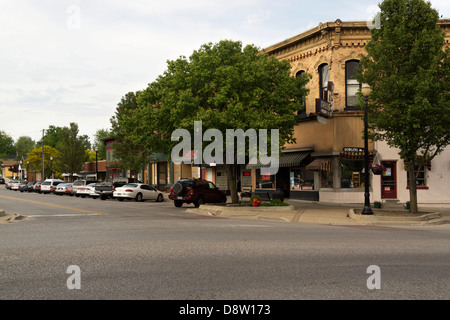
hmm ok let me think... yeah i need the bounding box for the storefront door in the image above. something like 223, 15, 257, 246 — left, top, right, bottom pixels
381, 161, 397, 199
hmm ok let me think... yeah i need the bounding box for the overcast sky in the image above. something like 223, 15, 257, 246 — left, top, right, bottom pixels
1, 0, 449, 145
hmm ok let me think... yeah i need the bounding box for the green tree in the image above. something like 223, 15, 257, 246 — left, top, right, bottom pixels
0, 131, 15, 159
110, 92, 151, 177
15, 136, 36, 160
359, 0, 450, 213
93, 128, 110, 160
37, 126, 63, 149
26, 146, 61, 179
56, 123, 88, 181
131, 40, 310, 203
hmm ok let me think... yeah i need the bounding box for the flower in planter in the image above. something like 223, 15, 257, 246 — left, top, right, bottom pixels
370, 163, 385, 174
252, 198, 261, 207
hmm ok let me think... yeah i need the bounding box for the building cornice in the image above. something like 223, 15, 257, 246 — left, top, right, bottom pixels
261, 18, 450, 60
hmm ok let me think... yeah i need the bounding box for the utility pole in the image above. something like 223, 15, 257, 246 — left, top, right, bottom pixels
42, 129, 45, 180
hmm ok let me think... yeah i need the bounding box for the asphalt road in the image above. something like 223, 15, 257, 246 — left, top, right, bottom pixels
1, 187, 449, 301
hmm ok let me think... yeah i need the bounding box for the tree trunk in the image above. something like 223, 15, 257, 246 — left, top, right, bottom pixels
407, 162, 418, 214
225, 164, 238, 204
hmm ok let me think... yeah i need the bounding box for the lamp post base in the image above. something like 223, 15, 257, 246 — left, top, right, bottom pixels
362, 206, 374, 215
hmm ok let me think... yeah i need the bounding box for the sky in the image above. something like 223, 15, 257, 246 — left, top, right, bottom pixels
1, 0, 449, 145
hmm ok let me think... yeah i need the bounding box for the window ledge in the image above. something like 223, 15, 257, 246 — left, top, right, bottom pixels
406, 186, 429, 190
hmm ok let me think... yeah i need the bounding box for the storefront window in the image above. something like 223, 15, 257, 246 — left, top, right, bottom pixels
290, 168, 314, 190
256, 169, 275, 189
407, 165, 427, 186
340, 159, 369, 188
320, 171, 333, 188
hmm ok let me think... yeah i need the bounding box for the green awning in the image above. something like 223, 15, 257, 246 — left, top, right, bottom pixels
246, 152, 310, 169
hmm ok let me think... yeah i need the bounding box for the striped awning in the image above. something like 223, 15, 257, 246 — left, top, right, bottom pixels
305, 158, 333, 172
246, 151, 310, 169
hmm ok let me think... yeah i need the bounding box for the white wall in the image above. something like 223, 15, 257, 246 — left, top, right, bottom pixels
373, 141, 450, 205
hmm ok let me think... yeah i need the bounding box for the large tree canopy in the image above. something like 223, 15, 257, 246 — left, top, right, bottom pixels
0, 131, 15, 159
56, 123, 89, 181
118, 40, 309, 202
110, 91, 151, 177
359, 0, 450, 213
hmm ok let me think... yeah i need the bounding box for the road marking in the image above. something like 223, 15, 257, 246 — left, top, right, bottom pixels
29, 214, 99, 217
0, 195, 108, 216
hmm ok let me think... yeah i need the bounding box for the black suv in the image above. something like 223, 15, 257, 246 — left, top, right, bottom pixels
169, 178, 227, 208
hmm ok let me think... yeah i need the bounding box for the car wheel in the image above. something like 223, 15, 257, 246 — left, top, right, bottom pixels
156, 194, 163, 202
135, 193, 143, 202
194, 197, 204, 208
118, 198, 124, 201
172, 182, 185, 195
220, 195, 227, 204
174, 201, 183, 207
100, 195, 107, 200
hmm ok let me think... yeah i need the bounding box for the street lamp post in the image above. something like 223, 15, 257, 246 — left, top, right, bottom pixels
95, 147, 98, 180
50, 156, 53, 179
361, 84, 374, 215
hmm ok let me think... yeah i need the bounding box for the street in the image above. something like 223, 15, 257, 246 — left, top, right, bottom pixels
1, 187, 449, 301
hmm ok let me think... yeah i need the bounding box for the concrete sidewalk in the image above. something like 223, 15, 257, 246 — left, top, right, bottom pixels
186, 199, 450, 226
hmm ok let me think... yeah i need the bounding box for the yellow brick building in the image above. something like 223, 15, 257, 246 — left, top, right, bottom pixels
253, 19, 450, 203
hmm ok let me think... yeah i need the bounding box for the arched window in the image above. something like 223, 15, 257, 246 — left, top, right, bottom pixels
295, 71, 307, 110
318, 64, 329, 101
345, 60, 361, 109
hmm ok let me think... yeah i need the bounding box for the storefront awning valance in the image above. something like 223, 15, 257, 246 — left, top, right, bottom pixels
246, 152, 310, 169
306, 158, 333, 172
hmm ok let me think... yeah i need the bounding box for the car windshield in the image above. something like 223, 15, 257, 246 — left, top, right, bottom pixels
122, 184, 138, 188
86, 183, 96, 187
42, 182, 51, 185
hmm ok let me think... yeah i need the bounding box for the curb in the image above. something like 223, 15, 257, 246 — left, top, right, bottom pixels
186, 204, 297, 223
347, 209, 442, 226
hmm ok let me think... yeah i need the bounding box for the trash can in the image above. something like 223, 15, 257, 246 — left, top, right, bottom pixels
406, 201, 410, 210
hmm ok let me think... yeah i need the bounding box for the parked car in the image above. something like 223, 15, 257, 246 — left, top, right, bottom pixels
5, 180, 15, 190
113, 183, 164, 202
64, 183, 73, 196
76, 183, 98, 199
18, 181, 31, 192
11, 180, 26, 191
40, 179, 65, 194
33, 180, 44, 193
169, 178, 227, 207
24, 181, 37, 192
71, 180, 99, 197
94, 181, 117, 200
0, 177, 5, 184
55, 183, 73, 196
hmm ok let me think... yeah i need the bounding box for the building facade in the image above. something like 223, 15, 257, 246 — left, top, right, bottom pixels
259, 18, 450, 205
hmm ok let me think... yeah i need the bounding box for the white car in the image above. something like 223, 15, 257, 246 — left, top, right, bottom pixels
113, 183, 164, 202
10, 181, 23, 191
76, 183, 98, 199
39, 179, 65, 194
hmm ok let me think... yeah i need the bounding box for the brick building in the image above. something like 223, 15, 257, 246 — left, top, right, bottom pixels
253, 19, 450, 204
